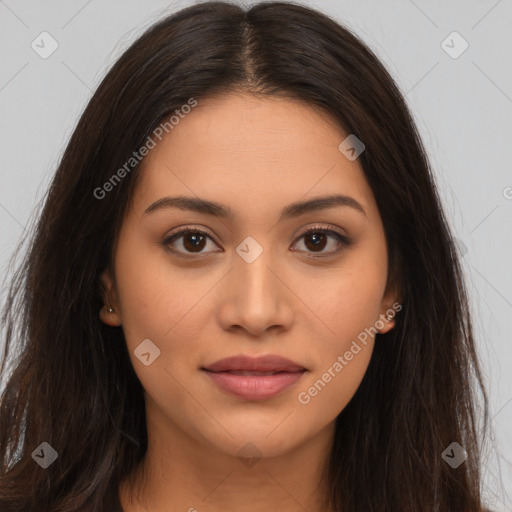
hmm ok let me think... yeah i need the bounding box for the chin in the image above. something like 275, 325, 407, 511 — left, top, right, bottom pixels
195, 414, 315, 460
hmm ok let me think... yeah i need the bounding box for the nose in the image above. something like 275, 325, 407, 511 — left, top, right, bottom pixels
216, 250, 294, 338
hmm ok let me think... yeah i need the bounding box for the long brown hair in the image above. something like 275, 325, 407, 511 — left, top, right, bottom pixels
0, 1, 492, 510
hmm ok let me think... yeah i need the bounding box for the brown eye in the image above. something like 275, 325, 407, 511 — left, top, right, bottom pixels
292, 227, 350, 257
304, 231, 328, 252
163, 227, 219, 255
181, 232, 207, 252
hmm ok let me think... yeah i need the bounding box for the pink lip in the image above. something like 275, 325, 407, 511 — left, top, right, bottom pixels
202, 355, 307, 401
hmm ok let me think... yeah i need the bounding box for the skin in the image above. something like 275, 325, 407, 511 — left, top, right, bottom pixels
100, 92, 398, 512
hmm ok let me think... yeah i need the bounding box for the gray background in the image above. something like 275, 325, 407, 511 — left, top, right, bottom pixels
0, 0, 511, 508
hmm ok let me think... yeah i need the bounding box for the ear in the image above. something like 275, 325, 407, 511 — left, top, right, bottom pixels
376, 281, 402, 335
99, 268, 122, 327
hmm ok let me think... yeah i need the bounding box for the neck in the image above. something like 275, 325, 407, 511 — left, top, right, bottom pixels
119, 399, 335, 512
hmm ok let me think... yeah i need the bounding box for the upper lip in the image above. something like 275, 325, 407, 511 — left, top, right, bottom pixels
202, 355, 306, 373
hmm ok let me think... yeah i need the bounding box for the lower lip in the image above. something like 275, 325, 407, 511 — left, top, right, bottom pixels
203, 370, 306, 401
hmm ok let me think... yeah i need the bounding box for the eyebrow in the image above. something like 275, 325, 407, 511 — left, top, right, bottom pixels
144, 194, 367, 221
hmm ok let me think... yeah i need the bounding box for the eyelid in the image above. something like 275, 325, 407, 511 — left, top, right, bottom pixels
165, 224, 216, 241
295, 223, 348, 240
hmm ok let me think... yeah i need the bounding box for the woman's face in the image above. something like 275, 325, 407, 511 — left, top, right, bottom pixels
100, 92, 397, 460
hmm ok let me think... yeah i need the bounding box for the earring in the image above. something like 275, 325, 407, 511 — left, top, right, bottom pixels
385, 311, 395, 321
104, 304, 115, 314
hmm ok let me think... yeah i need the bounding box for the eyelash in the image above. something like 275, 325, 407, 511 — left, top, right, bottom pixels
162, 224, 351, 259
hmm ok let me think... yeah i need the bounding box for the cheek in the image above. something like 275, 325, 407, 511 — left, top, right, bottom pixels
113, 233, 221, 383
294, 279, 380, 421
112, 234, 177, 351
112, 243, 209, 419
295, 343, 373, 428
292, 254, 386, 417
298, 251, 387, 344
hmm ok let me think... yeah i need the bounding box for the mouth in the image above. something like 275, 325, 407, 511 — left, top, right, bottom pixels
201, 355, 307, 401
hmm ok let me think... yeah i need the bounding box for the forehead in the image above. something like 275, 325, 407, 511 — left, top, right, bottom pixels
132, 93, 378, 224
147, 93, 346, 165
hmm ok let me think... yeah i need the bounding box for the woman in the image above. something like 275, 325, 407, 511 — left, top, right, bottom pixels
0, 1, 492, 511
